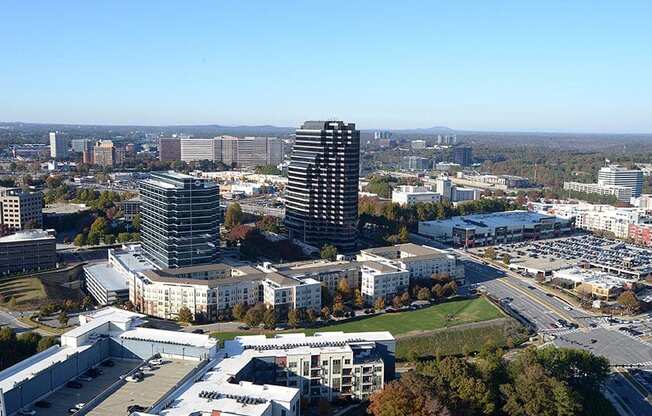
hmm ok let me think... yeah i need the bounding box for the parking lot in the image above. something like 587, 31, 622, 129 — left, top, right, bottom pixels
32, 359, 136, 416
86, 359, 198, 416
473, 235, 652, 280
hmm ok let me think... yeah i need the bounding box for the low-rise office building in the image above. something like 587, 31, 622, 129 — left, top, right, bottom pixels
552, 267, 636, 300
0, 229, 56, 275
391, 185, 441, 205
563, 181, 633, 203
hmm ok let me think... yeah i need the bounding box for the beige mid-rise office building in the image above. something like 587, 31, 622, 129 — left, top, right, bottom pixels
0, 187, 43, 231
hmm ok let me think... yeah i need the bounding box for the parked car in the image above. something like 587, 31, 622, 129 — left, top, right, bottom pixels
18, 410, 36, 416
66, 380, 83, 389
101, 359, 115, 367
125, 374, 142, 382
191, 328, 205, 334
149, 358, 164, 366
77, 375, 93, 382
34, 400, 51, 408
127, 404, 147, 413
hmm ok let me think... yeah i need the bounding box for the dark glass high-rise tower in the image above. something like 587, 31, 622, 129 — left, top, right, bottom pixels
139, 171, 220, 268
285, 121, 360, 252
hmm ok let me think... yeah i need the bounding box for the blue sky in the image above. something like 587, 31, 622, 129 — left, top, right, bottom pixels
1, 1, 651, 132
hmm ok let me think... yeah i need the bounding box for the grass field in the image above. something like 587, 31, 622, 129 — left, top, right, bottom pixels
0, 277, 47, 309
212, 297, 504, 345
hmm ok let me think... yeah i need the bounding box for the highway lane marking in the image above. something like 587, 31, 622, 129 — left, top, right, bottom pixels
494, 277, 577, 324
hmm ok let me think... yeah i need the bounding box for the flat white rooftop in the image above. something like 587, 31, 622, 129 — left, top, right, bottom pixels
85, 263, 129, 291
119, 327, 217, 349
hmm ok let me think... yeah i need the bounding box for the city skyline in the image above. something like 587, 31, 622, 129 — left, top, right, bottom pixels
2, 1, 651, 133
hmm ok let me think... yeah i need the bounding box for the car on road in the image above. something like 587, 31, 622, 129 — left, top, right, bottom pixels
191, 328, 205, 334
590, 339, 597, 344
564, 306, 573, 311
237, 325, 250, 331
66, 380, 83, 389
545, 293, 554, 298
527, 285, 536, 290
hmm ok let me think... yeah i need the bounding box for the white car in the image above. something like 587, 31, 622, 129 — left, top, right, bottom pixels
564, 306, 573, 311
125, 375, 142, 382
149, 358, 164, 366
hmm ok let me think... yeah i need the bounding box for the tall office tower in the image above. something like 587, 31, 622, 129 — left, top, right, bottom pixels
82, 140, 94, 164
49, 132, 68, 159
285, 121, 360, 252
159, 137, 181, 161
402, 156, 430, 171
598, 165, 644, 197
453, 146, 473, 166
139, 171, 220, 268
180, 138, 217, 163
0, 187, 43, 231
114, 147, 126, 165
93, 140, 115, 167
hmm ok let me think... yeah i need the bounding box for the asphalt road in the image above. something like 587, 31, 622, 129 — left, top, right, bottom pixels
451, 250, 652, 415
0, 308, 32, 333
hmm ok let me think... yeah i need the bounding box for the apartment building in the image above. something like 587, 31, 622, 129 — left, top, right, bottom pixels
93, 140, 116, 167
535, 203, 652, 239
225, 332, 394, 402
359, 260, 409, 304
563, 181, 632, 203
358, 243, 464, 283
260, 272, 321, 314
268, 259, 360, 295
0, 229, 56, 275
0, 187, 43, 231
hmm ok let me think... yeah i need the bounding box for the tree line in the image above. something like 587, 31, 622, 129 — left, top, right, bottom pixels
369, 345, 614, 416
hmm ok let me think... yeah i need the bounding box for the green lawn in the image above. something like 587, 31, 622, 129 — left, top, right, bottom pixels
212, 297, 503, 345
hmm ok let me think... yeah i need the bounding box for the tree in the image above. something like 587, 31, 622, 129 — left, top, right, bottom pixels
177, 307, 193, 323
288, 308, 301, 328
81, 296, 93, 310
58, 311, 69, 326
374, 297, 386, 311
244, 305, 264, 327
90, 216, 110, 236
233, 303, 248, 321
432, 284, 444, 300
320, 244, 338, 261
398, 226, 410, 243
320, 306, 331, 320
224, 203, 244, 230
484, 247, 496, 260
354, 289, 364, 308
73, 233, 86, 247
306, 308, 318, 323
418, 287, 431, 301
502, 253, 510, 265
400, 291, 411, 306
337, 278, 352, 302
332, 301, 345, 317
617, 290, 640, 314
37, 336, 58, 352
263, 307, 277, 329
131, 213, 142, 230
392, 295, 403, 309
122, 300, 135, 311
369, 373, 452, 416
103, 234, 116, 245
117, 232, 132, 243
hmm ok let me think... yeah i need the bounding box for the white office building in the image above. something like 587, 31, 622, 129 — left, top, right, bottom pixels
391, 185, 441, 205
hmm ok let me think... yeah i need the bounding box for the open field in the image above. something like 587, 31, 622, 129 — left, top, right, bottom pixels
212, 297, 504, 346
0, 277, 47, 308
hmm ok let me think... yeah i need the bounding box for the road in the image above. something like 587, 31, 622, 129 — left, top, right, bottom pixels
447, 247, 652, 415
0, 308, 33, 333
